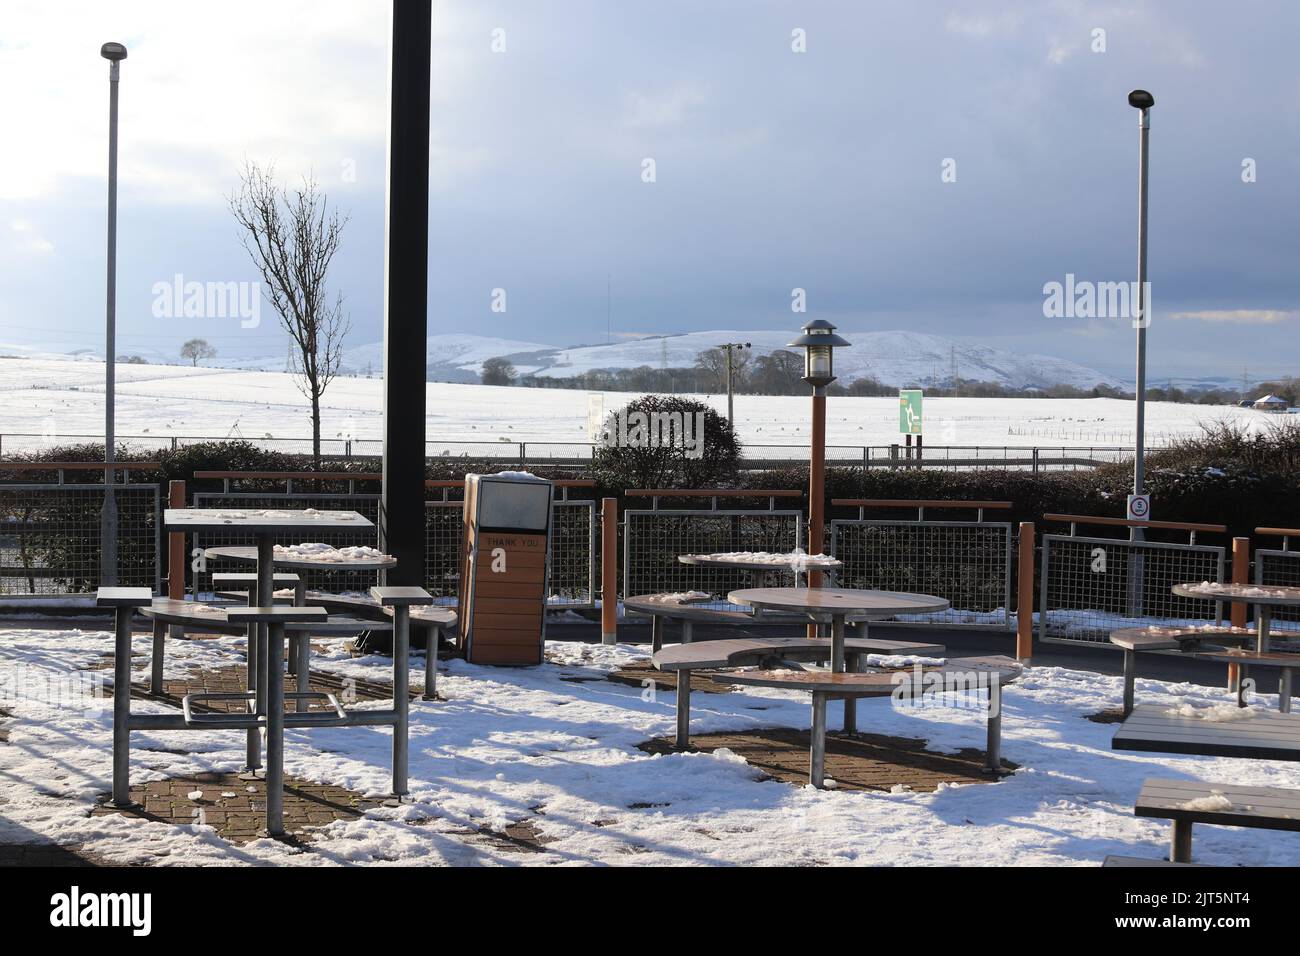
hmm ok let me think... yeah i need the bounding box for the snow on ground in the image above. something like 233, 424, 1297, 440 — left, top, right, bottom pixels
0, 356, 1276, 454
1, 626, 1298, 866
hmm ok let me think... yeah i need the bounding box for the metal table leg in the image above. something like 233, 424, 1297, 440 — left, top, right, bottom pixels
675, 669, 691, 749
112, 605, 133, 806
253, 534, 276, 770
150, 618, 166, 695
1170, 820, 1193, 864
244, 585, 261, 770
1258, 606, 1271, 654
265, 622, 285, 836
1281, 667, 1293, 714
1122, 648, 1137, 716
810, 692, 827, 788
682, 620, 693, 645
830, 614, 845, 672
392, 606, 410, 797
287, 580, 305, 676
295, 630, 310, 713
422, 625, 439, 701
985, 675, 1003, 773
843, 651, 861, 734
650, 614, 663, 654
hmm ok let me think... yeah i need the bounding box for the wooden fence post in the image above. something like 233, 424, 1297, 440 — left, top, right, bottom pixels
168, 479, 185, 599
601, 497, 618, 645
1017, 522, 1035, 663
1228, 536, 1250, 690
1231, 536, 1249, 627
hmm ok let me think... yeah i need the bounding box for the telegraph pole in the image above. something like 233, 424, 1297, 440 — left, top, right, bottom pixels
718, 341, 750, 424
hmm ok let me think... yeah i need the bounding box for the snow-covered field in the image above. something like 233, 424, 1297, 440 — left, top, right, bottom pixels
0, 356, 1276, 455
1, 627, 1298, 866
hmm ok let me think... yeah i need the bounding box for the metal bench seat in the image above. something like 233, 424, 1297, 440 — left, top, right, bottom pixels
711, 656, 1021, 788
1135, 777, 1300, 863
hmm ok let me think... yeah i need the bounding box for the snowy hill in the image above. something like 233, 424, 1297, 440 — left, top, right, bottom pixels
325, 329, 1121, 390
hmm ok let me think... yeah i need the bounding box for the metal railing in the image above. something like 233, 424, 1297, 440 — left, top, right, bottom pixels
1256, 528, 1300, 626
1, 431, 1133, 472
830, 499, 1015, 631
621, 490, 803, 609
1037, 514, 1228, 645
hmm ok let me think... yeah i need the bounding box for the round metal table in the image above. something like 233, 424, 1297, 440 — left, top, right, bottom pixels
728, 587, 950, 733
1172, 582, 1300, 653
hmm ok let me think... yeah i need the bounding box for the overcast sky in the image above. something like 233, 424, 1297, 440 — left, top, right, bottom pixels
1, 0, 1297, 382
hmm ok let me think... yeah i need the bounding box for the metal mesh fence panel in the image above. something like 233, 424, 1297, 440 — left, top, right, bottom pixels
831, 520, 1013, 629
191, 492, 381, 595
1039, 534, 1225, 644
550, 501, 596, 607
622, 509, 802, 610
0, 484, 159, 594
1257, 548, 1300, 626
424, 502, 462, 602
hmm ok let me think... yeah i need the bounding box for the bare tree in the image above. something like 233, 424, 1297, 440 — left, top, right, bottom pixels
180, 338, 216, 366
481, 357, 517, 386
229, 161, 351, 465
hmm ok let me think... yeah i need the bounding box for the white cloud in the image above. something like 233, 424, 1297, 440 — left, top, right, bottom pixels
623, 85, 705, 128
1167, 310, 1298, 324
944, 12, 1024, 38
0, 0, 391, 203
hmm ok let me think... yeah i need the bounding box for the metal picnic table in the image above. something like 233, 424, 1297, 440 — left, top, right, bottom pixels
727, 587, 950, 733
101, 581, 435, 837
166, 507, 377, 769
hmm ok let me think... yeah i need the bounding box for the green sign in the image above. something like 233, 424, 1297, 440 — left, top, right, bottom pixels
899, 390, 923, 435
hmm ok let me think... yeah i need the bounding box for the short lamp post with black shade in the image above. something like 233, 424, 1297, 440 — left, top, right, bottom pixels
787, 320, 850, 619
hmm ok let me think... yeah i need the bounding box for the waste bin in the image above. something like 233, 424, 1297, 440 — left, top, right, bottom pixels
456, 472, 554, 665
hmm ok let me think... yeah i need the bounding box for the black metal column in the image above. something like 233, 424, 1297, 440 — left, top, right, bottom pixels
380, 0, 431, 588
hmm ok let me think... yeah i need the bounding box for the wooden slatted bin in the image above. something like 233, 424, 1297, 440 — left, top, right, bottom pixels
457, 473, 555, 665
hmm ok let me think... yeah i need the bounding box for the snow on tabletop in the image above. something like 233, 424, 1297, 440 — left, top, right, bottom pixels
686, 550, 840, 567
1164, 701, 1265, 722
1178, 792, 1234, 812
648, 591, 713, 604
862, 654, 947, 668
273, 543, 391, 563
185, 508, 359, 521
4, 627, 1300, 866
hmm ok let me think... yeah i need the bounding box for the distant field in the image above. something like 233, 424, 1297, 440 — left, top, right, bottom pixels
0, 356, 1273, 456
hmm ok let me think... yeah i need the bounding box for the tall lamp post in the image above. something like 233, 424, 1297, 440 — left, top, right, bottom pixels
1128, 88, 1153, 543
101, 41, 127, 586
788, 320, 849, 604
717, 341, 750, 425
